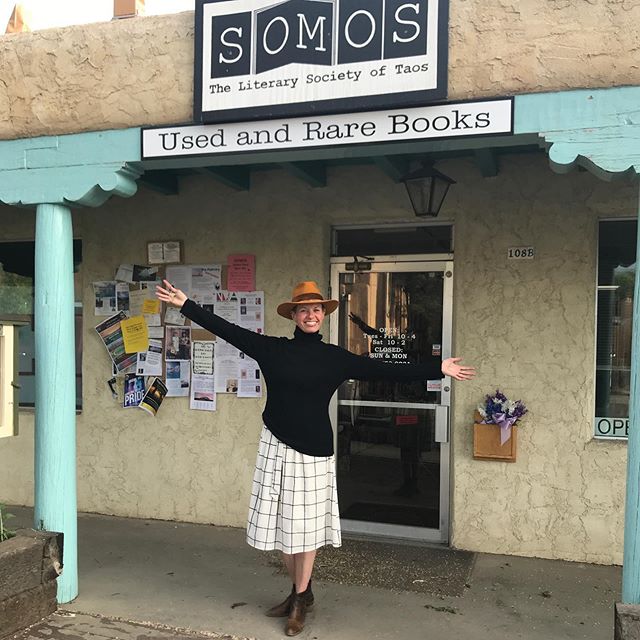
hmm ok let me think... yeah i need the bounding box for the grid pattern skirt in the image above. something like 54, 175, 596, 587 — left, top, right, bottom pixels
246, 425, 342, 553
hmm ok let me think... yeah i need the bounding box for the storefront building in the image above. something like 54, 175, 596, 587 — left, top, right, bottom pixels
0, 1, 639, 603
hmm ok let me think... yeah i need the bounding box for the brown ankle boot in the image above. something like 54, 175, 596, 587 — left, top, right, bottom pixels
265, 582, 314, 618
285, 593, 308, 636
265, 585, 295, 617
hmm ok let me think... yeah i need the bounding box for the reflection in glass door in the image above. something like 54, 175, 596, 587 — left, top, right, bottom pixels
330, 260, 452, 543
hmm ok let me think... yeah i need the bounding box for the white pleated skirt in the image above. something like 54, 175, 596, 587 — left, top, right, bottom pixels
246, 425, 342, 554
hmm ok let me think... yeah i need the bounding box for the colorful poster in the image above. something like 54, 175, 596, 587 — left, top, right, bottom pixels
138, 377, 168, 416
123, 374, 145, 408
95, 312, 138, 373
227, 254, 255, 292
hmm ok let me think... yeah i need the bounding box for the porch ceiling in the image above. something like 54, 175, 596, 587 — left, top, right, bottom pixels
137, 135, 543, 195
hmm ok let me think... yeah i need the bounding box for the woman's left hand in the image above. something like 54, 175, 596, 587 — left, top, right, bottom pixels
441, 357, 476, 381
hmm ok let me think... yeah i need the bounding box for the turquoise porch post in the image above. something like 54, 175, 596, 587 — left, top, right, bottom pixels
623, 186, 640, 603
33, 203, 78, 602
0, 128, 141, 603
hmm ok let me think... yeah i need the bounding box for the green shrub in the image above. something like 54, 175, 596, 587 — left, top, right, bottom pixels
0, 503, 16, 542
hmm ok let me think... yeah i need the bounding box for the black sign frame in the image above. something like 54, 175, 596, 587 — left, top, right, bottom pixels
194, 0, 449, 124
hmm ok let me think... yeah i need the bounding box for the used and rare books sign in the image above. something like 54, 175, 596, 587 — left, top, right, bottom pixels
143, 98, 513, 159
195, 0, 449, 123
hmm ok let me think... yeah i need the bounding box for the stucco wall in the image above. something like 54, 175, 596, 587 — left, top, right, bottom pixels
449, 159, 637, 564
1, 1, 639, 140
0, 155, 636, 563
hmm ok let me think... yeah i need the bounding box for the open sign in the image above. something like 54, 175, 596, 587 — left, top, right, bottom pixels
594, 417, 629, 440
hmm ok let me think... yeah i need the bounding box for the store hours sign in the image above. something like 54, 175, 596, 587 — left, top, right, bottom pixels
195, 0, 449, 123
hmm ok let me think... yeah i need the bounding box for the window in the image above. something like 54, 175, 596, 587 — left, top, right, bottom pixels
594, 220, 636, 439
0, 323, 19, 437
0, 241, 83, 410
332, 224, 453, 256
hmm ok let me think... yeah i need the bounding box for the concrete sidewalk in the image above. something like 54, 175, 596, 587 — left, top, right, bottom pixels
13, 611, 246, 640
9, 507, 620, 640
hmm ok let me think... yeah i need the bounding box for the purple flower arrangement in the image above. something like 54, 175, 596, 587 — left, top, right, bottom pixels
477, 390, 527, 445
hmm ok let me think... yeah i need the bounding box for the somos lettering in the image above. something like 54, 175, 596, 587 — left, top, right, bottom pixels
212, 0, 428, 78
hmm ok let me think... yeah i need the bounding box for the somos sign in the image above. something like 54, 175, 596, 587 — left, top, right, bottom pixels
195, 0, 449, 123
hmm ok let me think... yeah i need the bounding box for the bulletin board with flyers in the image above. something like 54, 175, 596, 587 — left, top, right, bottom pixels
93, 250, 261, 417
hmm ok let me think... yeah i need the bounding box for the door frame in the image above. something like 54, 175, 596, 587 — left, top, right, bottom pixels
329, 254, 454, 544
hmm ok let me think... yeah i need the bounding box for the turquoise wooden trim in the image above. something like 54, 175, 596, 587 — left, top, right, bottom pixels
0, 128, 142, 207
514, 87, 640, 178
623, 185, 640, 604
33, 203, 78, 604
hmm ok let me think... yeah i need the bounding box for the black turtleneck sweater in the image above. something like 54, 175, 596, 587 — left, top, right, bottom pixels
181, 299, 444, 456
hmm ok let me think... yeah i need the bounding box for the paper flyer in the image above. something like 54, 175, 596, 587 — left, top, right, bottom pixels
95, 312, 138, 372
162, 241, 181, 263
138, 377, 168, 416
148, 241, 181, 265
123, 374, 145, 408
115, 264, 159, 283
93, 281, 117, 316
129, 288, 156, 316
143, 298, 160, 314
121, 315, 149, 353
191, 265, 222, 303
166, 264, 222, 303
164, 307, 186, 326
132, 265, 160, 282
207, 291, 239, 334
237, 354, 263, 398
116, 282, 130, 312
148, 326, 164, 339
215, 290, 239, 311
136, 339, 163, 377
190, 374, 216, 411
214, 340, 239, 393
115, 264, 134, 282
166, 360, 190, 397
227, 254, 255, 292
237, 291, 264, 335
144, 313, 161, 327
192, 340, 215, 375
165, 326, 192, 361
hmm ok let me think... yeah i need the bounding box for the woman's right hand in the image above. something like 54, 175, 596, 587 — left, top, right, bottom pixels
156, 279, 187, 308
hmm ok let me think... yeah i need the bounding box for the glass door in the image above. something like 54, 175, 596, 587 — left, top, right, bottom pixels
330, 258, 453, 543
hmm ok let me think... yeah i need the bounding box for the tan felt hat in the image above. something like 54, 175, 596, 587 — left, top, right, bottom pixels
277, 281, 339, 319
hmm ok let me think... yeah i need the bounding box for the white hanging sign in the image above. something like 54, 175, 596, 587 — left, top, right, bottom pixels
143, 98, 513, 159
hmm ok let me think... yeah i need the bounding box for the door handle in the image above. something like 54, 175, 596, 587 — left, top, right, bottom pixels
435, 405, 449, 443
